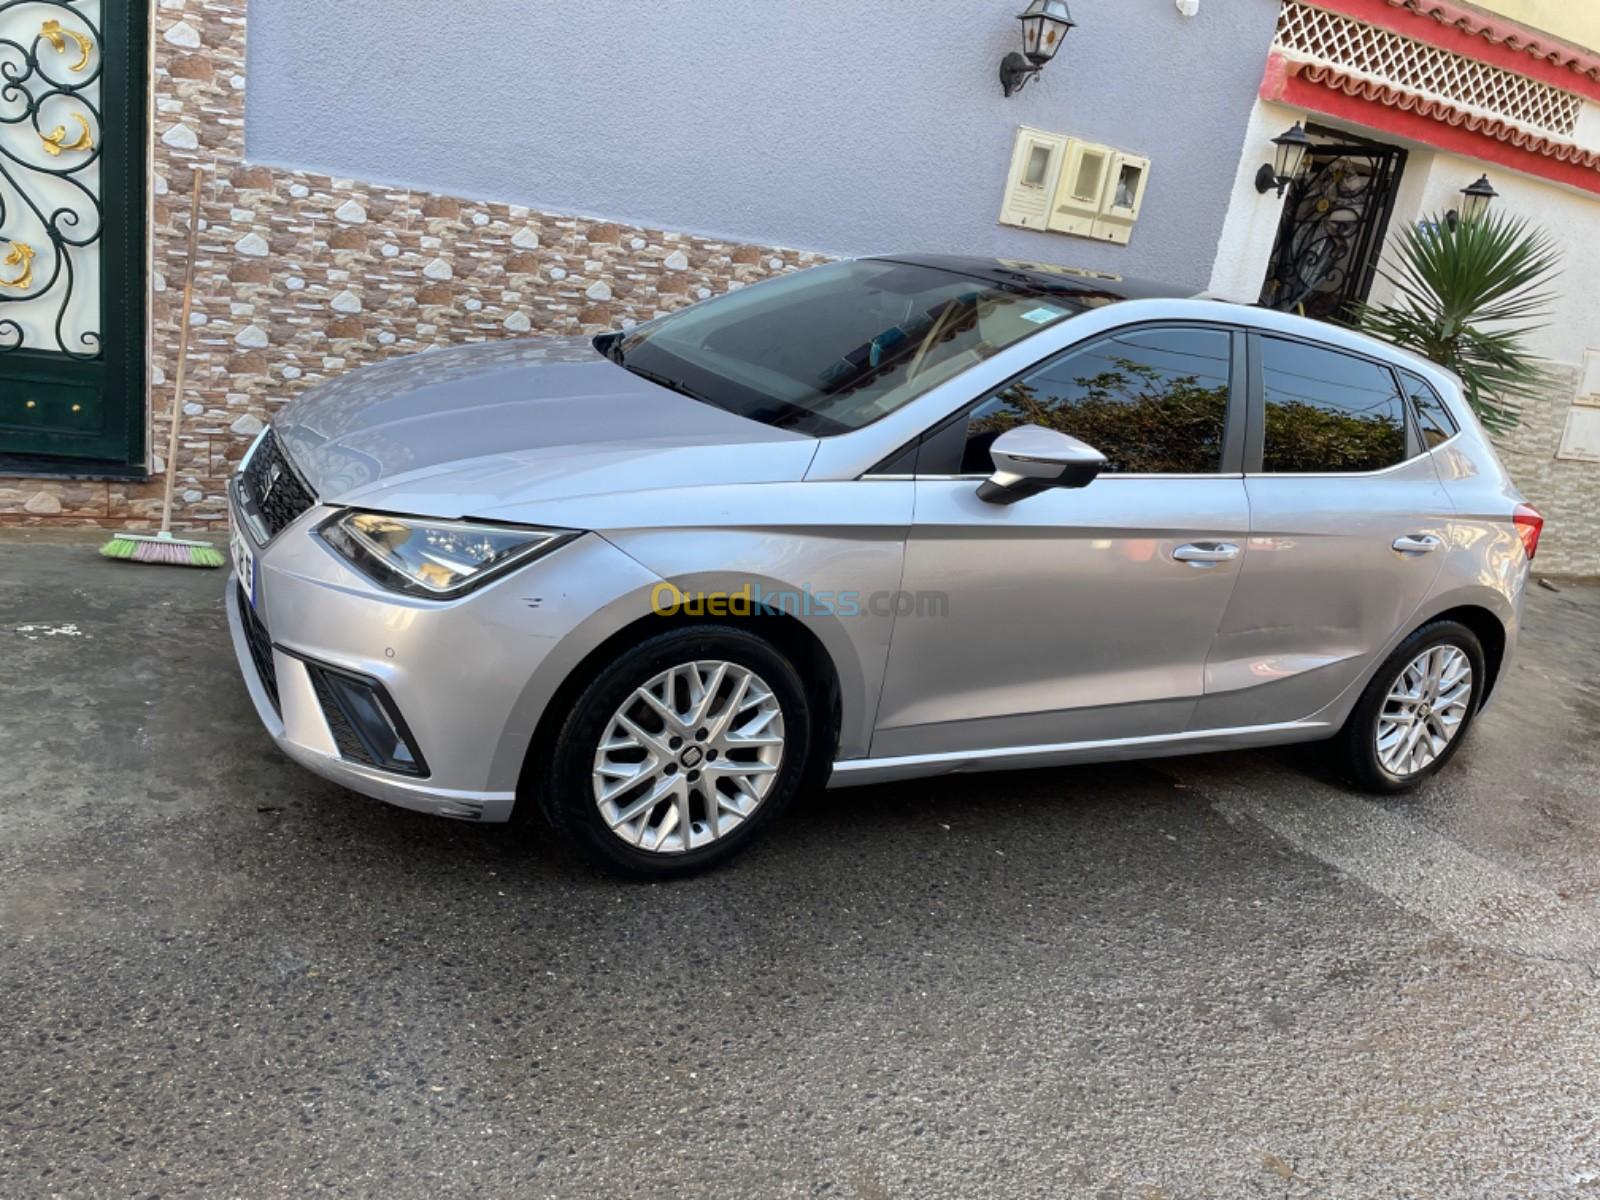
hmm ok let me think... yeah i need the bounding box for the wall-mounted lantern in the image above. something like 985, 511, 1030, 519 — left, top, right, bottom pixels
1254, 123, 1313, 197
999, 0, 1075, 98
1447, 175, 1498, 229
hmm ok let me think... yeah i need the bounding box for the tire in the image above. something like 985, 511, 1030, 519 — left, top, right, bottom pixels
538, 625, 813, 879
1333, 619, 1486, 794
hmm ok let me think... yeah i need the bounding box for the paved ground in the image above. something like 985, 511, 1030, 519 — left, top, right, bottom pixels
4, 530, 1600, 1199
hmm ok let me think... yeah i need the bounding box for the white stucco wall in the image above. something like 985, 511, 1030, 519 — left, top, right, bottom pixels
1375, 156, 1600, 367
1207, 99, 1307, 302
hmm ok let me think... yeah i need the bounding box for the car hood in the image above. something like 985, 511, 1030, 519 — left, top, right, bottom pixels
272, 337, 816, 518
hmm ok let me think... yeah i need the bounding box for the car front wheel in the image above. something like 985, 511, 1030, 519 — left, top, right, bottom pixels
1334, 619, 1486, 793
539, 625, 813, 878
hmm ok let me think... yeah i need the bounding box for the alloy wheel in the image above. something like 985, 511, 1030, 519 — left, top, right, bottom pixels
592, 660, 785, 853
1375, 644, 1473, 777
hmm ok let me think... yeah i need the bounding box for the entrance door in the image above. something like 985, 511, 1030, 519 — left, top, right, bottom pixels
0, 1, 147, 470
1259, 129, 1406, 323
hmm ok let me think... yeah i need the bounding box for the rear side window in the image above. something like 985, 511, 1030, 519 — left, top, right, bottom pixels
1399, 370, 1458, 448
959, 326, 1232, 474
1260, 337, 1409, 473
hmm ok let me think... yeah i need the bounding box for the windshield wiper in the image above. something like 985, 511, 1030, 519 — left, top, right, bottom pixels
618, 361, 717, 407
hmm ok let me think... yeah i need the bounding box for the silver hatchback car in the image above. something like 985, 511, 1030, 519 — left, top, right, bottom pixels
227, 255, 1542, 876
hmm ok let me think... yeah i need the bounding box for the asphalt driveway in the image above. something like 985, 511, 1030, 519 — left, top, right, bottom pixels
3, 529, 1600, 1198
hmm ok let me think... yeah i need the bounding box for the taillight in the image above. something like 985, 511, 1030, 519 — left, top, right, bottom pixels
1513, 503, 1544, 562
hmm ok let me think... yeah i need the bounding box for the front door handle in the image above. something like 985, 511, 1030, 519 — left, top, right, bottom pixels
1392, 534, 1443, 554
1173, 542, 1240, 565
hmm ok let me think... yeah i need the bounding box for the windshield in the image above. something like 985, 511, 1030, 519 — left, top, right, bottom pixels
596, 259, 1086, 436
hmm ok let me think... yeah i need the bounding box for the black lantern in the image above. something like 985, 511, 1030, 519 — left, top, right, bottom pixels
1000, 0, 1075, 97
1448, 175, 1498, 229
1254, 122, 1314, 196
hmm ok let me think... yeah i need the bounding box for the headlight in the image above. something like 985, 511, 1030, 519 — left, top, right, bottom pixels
319, 510, 580, 598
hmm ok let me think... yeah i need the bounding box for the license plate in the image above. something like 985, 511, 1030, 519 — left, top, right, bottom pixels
230, 506, 257, 608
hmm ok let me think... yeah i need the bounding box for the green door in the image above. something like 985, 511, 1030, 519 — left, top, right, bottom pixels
0, 1, 147, 471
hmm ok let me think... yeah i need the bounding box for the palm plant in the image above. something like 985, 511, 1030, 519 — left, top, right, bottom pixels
1354, 208, 1561, 431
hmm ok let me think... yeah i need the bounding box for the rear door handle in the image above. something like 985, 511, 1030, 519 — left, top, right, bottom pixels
1173, 542, 1240, 565
1392, 534, 1443, 554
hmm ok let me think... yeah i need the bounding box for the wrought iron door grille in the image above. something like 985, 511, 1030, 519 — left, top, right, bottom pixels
1260, 139, 1408, 322
0, 1, 106, 359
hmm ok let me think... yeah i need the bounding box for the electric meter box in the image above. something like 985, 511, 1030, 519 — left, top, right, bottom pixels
999, 127, 1151, 246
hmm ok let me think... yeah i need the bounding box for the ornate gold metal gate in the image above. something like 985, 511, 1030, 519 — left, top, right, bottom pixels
0, 0, 146, 470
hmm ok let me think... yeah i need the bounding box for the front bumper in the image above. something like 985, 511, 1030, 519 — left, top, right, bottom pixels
225, 581, 518, 821
223, 481, 667, 824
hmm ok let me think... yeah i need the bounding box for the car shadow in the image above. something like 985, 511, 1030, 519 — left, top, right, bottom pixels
262, 740, 1348, 897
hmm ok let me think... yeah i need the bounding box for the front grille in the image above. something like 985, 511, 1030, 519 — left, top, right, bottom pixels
238, 583, 280, 714
240, 428, 315, 540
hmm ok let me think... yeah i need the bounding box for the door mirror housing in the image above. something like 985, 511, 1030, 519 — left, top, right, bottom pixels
977, 425, 1107, 505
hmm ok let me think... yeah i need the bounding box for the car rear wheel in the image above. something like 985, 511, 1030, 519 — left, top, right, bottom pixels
540, 625, 812, 878
1334, 619, 1485, 793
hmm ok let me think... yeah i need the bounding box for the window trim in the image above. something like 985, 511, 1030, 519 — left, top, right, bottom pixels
871, 320, 1250, 480
1396, 367, 1462, 453
1244, 330, 1429, 478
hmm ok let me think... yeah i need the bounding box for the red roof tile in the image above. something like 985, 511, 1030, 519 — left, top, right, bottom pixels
1286, 56, 1600, 169
1384, 0, 1600, 82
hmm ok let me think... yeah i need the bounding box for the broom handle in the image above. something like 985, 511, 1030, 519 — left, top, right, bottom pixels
158, 168, 205, 536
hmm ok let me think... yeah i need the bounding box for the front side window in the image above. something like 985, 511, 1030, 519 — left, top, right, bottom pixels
601, 259, 1088, 437
958, 326, 1233, 474
1260, 337, 1409, 473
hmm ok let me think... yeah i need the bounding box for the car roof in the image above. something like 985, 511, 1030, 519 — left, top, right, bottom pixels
868, 254, 1196, 305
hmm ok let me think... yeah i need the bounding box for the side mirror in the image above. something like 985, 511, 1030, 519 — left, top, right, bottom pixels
977, 425, 1107, 505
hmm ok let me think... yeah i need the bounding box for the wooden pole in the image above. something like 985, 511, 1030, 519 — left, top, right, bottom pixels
158, 167, 205, 536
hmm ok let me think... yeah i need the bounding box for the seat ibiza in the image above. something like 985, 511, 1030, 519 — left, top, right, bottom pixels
227, 255, 1541, 876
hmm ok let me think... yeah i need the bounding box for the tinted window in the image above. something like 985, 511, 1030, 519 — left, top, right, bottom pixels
1261, 338, 1409, 473
958, 327, 1232, 474
604, 259, 1090, 437
1399, 370, 1458, 448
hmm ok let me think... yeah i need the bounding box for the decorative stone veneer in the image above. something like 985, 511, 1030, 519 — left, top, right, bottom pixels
1485, 367, 1600, 579
0, 0, 826, 531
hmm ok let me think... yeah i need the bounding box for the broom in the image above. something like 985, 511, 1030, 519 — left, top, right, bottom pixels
102, 167, 224, 568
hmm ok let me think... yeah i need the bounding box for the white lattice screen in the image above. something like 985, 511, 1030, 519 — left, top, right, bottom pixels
1274, 0, 1582, 139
